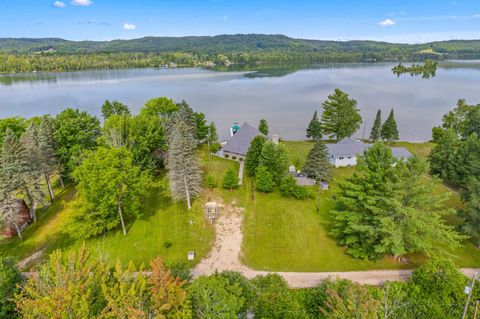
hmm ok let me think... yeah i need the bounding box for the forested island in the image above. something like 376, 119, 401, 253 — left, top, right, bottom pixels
1, 34, 480, 73
392, 59, 438, 78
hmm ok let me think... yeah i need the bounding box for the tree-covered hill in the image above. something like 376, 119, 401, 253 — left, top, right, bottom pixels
1, 34, 480, 58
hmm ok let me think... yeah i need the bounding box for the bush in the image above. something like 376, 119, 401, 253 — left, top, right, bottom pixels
255, 165, 275, 193
205, 174, 218, 190
280, 175, 313, 200
166, 260, 192, 281
222, 168, 239, 190
0, 257, 23, 319
209, 142, 221, 153
163, 241, 173, 249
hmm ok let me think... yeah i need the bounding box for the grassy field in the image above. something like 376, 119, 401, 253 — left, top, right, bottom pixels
242, 140, 480, 271
0, 149, 246, 269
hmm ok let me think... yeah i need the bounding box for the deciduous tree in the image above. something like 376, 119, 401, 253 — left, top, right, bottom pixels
258, 119, 269, 135
259, 141, 289, 185
101, 100, 131, 120
70, 147, 151, 238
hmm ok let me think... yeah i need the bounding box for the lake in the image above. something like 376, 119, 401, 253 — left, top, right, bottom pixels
1, 63, 480, 141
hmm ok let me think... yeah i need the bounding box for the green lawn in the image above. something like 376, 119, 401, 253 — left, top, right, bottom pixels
0, 149, 246, 270
241, 140, 480, 271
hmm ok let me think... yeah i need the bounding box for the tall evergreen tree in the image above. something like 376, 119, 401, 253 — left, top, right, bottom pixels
306, 111, 322, 140
22, 117, 58, 202
258, 119, 269, 135
303, 140, 332, 182
369, 110, 382, 142
245, 136, 267, 176
167, 120, 202, 209
321, 89, 363, 140
330, 143, 464, 260
1, 129, 43, 222
381, 109, 400, 142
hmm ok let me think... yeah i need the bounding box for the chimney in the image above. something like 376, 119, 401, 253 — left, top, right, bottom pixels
272, 134, 280, 145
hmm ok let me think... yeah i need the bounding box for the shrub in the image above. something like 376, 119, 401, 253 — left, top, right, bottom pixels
209, 142, 221, 153
205, 174, 218, 190
255, 165, 275, 193
280, 175, 313, 200
163, 241, 173, 249
0, 257, 23, 319
222, 168, 239, 190
166, 260, 192, 281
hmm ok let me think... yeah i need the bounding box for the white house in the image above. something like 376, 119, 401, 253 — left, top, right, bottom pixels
326, 138, 413, 168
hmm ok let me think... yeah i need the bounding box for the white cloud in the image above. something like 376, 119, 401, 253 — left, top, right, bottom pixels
378, 19, 396, 26
123, 23, 136, 30
53, 1, 65, 7
71, 0, 93, 6
474, 14, 480, 18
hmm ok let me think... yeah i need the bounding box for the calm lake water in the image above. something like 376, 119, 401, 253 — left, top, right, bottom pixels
1, 63, 480, 141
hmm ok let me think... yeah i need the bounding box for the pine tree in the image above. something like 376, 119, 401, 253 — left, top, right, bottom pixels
205, 174, 218, 190
321, 89, 363, 140
255, 166, 274, 193
222, 168, 239, 190
1, 129, 43, 222
306, 111, 322, 140
245, 136, 267, 176
369, 110, 382, 142
303, 140, 332, 182
167, 120, 201, 209
381, 109, 400, 142
258, 119, 269, 135
22, 117, 58, 203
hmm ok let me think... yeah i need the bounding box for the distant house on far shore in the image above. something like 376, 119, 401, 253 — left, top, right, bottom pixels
221, 122, 266, 161
327, 138, 413, 168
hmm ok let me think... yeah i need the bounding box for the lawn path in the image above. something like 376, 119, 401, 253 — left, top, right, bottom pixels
192, 207, 480, 288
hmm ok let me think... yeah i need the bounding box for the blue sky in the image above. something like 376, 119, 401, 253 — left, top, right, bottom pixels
1, 0, 479, 43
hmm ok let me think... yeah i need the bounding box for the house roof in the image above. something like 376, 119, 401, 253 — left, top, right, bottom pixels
391, 147, 413, 159
326, 138, 368, 157
327, 138, 413, 159
223, 123, 264, 156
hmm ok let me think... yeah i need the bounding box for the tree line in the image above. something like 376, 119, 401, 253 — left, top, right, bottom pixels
1, 247, 479, 319
0, 97, 215, 240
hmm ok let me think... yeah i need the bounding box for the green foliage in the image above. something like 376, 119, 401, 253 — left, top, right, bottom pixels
206, 121, 218, 146
245, 136, 267, 177
101, 100, 130, 120
142, 97, 179, 118
252, 274, 308, 319
70, 147, 151, 238
205, 174, 218, 190
306, 110, 322, 140
320, 279, 382, 319
302, 140, 332, 182
430, 100, 480, 245
405, 258, 468, 318
16, 247, 107, 318
330, 143, 464, 260
194, 112, 209, 141
0, 117, 26, 146
189, 275, 244, 319
255, 165, 275, 193
369, 109, 382, 142
222, 168, 239, 190
279, 175, 312, 200
392, 59, 438, 78
259, 141, 289, 185
321, 89, 362, 140
381, 109, 400, 142
53, 108, 100, 177
258, 119, 269, 135
0, 256, 23, 319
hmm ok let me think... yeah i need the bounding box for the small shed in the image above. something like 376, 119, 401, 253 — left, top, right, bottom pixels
320, 182, 330, 190
288, 165, 296, 176
1, 199, 30, 239
205, 202, 220, 224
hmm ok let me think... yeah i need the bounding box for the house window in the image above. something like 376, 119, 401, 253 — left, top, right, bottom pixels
339, 157, 344, 160
347, 156, 352, 159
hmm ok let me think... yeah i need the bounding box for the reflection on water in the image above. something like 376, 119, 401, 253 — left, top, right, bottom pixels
1, 63, 480, 141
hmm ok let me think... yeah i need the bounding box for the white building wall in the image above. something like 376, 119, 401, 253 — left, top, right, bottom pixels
334, 156, 357, 167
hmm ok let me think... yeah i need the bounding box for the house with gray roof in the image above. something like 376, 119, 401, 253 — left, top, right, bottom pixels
222, 122, 265, 161
327, 138, 413, 167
